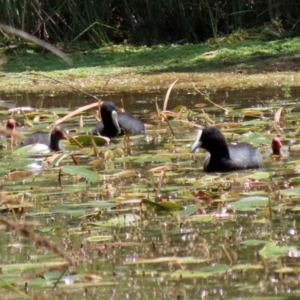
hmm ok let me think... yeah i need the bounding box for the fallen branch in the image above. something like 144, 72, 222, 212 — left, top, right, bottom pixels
48, 101, 102, 129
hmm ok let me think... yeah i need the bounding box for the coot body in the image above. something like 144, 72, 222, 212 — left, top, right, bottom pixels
93, 101, 145, 138
191, 127, 263, 172
23, 126, 67, 151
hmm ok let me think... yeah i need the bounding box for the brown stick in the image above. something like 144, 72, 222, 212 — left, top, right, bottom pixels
163, 79, 178, 111
193, 83, 228, 113
48, 101, 102, 129
0, 218, 74, 265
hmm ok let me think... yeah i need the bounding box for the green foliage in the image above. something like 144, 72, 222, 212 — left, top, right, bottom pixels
282, 81, 292, 98
1, 0, 300, 44
2, 38, 300, 94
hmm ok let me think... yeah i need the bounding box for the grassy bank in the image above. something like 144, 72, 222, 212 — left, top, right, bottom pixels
1, 37, 300, 94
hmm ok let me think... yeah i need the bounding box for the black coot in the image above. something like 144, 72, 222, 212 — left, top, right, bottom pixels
23, 126, 67, 151
191, 126, 263, 172
93, 101, 145, 138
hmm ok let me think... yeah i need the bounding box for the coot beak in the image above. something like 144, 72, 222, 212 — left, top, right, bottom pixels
111, 110, 121, 135
191, 140, 202, 152
61, 132, 68, 140
191, 130, 203, 152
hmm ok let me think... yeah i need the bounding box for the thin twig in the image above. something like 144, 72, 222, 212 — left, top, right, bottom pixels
201, 109, 215, 125
91, 138, 99, 156
155, 171, 166, 201
193, 83, 228, 113
53, 267, 69, 289
0, 24, 72, 65
30, 72, 99, 101
0, 218, 74, 265
160, 112, 175, 137
48, 101, 101, 129
68, 136, 84, 149
0, 277, 34, 300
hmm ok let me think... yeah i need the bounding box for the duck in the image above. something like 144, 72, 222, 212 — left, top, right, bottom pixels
191, 126, 263, 172
22, 126, 67, 152
93, 101, 145, 138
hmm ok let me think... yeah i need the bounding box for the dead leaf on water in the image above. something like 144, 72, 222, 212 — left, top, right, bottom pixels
148, 164, 178, 172
4, 170, 38, 181
274, 107, 283, 123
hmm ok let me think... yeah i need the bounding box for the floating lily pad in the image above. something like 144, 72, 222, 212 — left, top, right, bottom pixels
230, 196, 269, 211
142, 199, 183, 212
70, 135, 109, 146
61, 165, 99, 183
85, 235, 113, 242
188, 214, 214, 222
241, 239, 267, 246
170, 264, 230, 279
280, 186, 300, 196
179, 205, 203, 217
230, 264, 264, 271
259, 242, 298, 261
88, 213, 141, 227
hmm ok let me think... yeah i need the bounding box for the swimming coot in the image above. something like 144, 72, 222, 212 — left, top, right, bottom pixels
93, 101, 145, 138
271, 135, 282, 156
22, 126, 67, 152
191, 127, 263, 172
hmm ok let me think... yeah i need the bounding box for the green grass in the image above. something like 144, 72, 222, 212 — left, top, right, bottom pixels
1, 37, 300, 93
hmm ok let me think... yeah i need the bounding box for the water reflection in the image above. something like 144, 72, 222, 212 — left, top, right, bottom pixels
2, 86, 300, 110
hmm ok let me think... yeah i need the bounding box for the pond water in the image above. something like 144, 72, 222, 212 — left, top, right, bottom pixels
1, 87, 300, 299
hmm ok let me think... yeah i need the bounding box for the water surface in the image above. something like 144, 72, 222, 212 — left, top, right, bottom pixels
0, 87, 300, 299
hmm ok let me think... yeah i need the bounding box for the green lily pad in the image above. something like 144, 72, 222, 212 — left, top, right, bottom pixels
88, 213, 141, 227
142, 199, 183, 211
85, 235, 113, 242
61, 165, 99, 183
230, 196, 269, 211
241, 239, 267, 246
70, 135, 109, 146
170, 264, 230, 279
259, 242, 299, 261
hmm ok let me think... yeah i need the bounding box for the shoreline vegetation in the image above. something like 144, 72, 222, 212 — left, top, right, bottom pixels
1, 37, 300, 94
1, 0, 300, 95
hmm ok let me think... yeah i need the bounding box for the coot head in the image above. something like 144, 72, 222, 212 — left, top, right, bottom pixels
5, 118, 17, 138
271, 135, 282, 156
93, 101, 145, 138
191, 126, 263, 172
6, 118, 17, 131
49, 126, 67, 151
23, 126, 67, 152
95, 101, 121, 138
